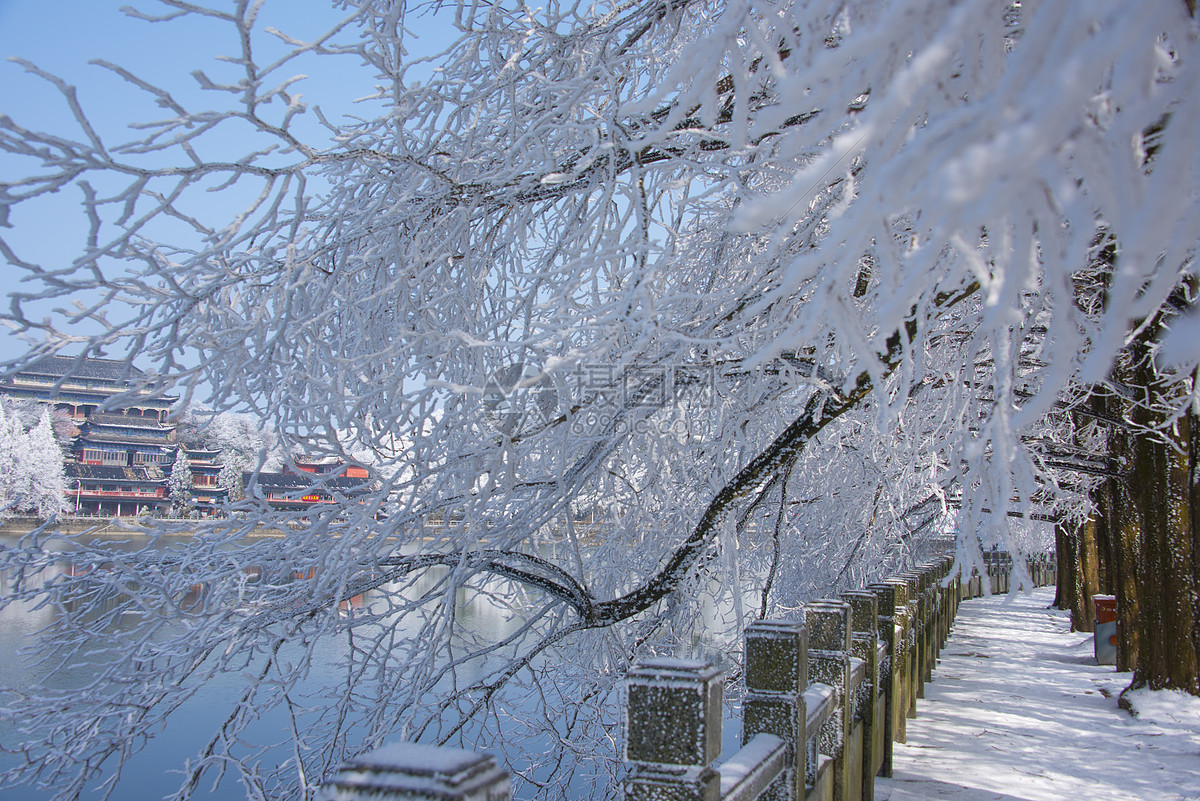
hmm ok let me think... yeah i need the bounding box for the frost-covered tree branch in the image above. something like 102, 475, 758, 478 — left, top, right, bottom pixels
2, 0, 1198, 798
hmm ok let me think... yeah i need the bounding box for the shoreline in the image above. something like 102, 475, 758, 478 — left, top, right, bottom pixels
0, 516, 291, 538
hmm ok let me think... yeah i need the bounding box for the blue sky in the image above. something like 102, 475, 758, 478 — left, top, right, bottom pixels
0, 0, 451, 368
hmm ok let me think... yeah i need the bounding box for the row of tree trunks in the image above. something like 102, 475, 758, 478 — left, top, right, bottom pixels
1059, 349, 1200, 695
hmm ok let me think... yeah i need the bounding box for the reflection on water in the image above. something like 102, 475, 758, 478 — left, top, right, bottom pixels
0, 529, 751, 801
0, 533, 536, 801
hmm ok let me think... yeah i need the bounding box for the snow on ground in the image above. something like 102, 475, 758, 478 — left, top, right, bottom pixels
875, 587, 1200, 801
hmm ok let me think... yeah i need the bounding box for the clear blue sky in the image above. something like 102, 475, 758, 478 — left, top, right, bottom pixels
0, 0, 450, 369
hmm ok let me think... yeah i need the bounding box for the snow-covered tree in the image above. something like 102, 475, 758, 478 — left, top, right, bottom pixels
176, 407, 281, 471
0, 1, 1197, 798
0, 403, 67, 520
0, 402, 22, 519
167, 448, 193, 518
217, 452, 246, 502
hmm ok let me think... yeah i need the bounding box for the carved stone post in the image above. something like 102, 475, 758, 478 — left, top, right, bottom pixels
920, 567, 936, 683
904, 573, 922, 708
949, 557, 960, 627
987, 553, 1001, 595
926, 560, 947, 663
866, 583, 897, 775
743, 619, 808, 801
841, 591, 880, 801
918, 563, 939, 668
882, 577, 913, 738
625, 658, 723, 801
898, 571, 925, 704
807, 601, 855, 801
319, 743, 511, 801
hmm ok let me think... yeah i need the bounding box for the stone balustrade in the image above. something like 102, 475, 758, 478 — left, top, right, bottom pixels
317, 554, 1054, 801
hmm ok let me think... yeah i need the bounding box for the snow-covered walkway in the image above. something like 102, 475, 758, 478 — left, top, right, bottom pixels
874, 587, 1200, 801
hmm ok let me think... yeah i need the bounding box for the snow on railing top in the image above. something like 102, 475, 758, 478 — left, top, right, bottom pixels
315, 554, 1059, 801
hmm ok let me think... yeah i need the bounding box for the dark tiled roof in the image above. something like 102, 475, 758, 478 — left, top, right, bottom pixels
247, 472, 371, 493
77, 431, 173, 446
86, 412, 172, 430
10, 355, 148, 383
65, 464, 166, 483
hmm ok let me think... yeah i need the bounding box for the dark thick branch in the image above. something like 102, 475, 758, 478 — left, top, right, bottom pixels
588, 281, 980, 625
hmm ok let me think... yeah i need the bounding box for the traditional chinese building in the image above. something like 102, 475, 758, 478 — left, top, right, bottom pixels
288, 457, 370, 479
65, 463, 169, 517
246, 470, 371, 512
182, 447, 225, 512
0, 355, 175, 424
2, 355, 372, 518
75, 411, 175, 468
3, 356, 176, 515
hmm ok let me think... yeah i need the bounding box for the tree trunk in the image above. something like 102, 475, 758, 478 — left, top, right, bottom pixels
1054, 518, 1098, 632
1115, 352, 1199, 695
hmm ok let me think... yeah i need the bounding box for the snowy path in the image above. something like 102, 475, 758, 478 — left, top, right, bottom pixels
874, 587, 1200, 801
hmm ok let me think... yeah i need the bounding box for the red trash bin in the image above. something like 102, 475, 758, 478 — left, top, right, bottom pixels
1093, 594, 1117, 665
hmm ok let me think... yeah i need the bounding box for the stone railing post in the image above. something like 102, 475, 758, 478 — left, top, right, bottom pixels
841, 590, 880, 801
918, 563, 941, 670
882, 576, 913, 738
927, 560, 949, 662
918, 568, 935, 686
866, 582, 897, 775
743, 619, 808, 801
946, 556, 960, 628
806, 601, 854, 801
319, 742, 511, 801
896, 572, 924, 704
624, 658, 723, 801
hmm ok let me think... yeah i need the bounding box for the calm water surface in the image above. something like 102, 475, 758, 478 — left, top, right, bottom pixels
0, 532, 534, 801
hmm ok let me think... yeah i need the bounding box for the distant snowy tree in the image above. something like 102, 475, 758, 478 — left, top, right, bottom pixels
0, 403, 21, 519
0, 404, 67, 519
167, 448, 193, 518
0, 1, 1197, 799
217, 453, 246, 502
182, 408, 281, 470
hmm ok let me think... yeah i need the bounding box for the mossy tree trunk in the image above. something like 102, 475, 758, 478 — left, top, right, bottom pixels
1054, 517, 1100, 632
1097, 337, 1200, 695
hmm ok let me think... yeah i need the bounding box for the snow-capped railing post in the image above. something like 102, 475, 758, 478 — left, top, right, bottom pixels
919, 567, 937, 683
943, 556, 960, 635
914, 566, 935, 675
317, 742, 511, 801
742, 619, 808, 801
841, 590, 881, 801
624, 658, 723, 801
892, 573, 921, 715
881, 576, 913, 741
924, 560, 948, 666
805, 600, 856, 801
866, 582, 898, 776
1014, 551, 1056, 591
985, 552, 1008, 595
964, 565, 982, 599
901, 569, 931, 694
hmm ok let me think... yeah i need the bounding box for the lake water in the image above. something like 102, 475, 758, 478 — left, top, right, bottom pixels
0, 532, 547, 801
0, 531, 747, 801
